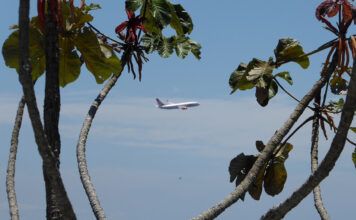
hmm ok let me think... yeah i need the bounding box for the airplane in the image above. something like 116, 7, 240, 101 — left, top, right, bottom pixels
155, 98, 200, 110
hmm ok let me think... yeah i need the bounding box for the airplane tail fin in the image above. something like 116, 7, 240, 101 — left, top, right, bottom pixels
155, 98, 164, 107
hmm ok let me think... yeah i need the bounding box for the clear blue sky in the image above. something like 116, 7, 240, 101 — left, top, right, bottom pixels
0, 0, 355, 219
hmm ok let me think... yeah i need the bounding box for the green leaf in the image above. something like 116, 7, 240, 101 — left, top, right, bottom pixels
274, 143, 293, 162
229, 153, 257, 200
274, 38, 310, 69
189, 39, 201, 60
158, 36, 175, 58
141, 5, 162, 34
268, 80, 278, 100
168, 2, 184, 35
248, 162, 267, 200
275, 71, 293, 85
150, 0, 172, 27
350, 127, 356, 133
175, 35, 191, 58
229, 63, 255, 94
264, 160, 287, 196
82, 3, 101, 13
330, 75, 348, 95
2, 28, 46, 81
172, 4, 193, 34
59, 37, 81, 87
125, 0, 144, 11
75, 27, 119, 83
246, 58, 274, 82
141, 33, 161, 53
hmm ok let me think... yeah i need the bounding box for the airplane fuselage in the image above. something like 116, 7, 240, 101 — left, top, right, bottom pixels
156, 98, 200, 110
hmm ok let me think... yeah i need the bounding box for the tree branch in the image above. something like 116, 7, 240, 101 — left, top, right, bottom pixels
18, 1, 76, 219
6, 96, 25, 220
311, 113, 330, 220
260, 55, 356, 220
191, 53, 338, 220
77, 74, 121, 220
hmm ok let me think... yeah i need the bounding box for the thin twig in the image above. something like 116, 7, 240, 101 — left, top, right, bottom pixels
273, 78, 314, 111
6, 96, 25, 220
87, 22, 124, 46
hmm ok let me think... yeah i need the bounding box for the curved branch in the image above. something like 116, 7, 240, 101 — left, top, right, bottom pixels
6, 96, 25, 220
191, 53, 338, 220
260, 56, 356, 220
311, 115, 330, 220
77, 74, 121, 220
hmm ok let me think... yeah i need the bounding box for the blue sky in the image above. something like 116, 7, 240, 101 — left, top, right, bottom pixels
0, 0, 356, 219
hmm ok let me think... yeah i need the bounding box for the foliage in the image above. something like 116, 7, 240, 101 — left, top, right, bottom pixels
2, 2, 121, 87
229, 141, 293, 200
229, 38, 309, 106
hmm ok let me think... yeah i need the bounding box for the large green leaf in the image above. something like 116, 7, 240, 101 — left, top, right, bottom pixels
158, 36, 175, 58
175, 35, 191, 58
246, 58, 274, 82
2, 27, 46, 81
274, 38, 310, 69
229, 153, 257, 201
248, 162, 267, 200
75, 28, 117, 83
189, 39, 201, 60
172, 4, 193, 34
229, 63, 255, 94
59, 37, 81, 87
150, 0, 172, 27
350, 127, 356, 133
263, 160, 287, 196
141, 33, 161, 53
141, 5, 162, 34
168, 2, 184, 35
275, 71, 293, 85
125, 0, 144, 11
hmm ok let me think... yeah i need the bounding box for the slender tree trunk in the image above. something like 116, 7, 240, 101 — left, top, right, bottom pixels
18, 0, 76, 219
77, 74, 121, 220
260, 57, 356, 220
43, 0, 63, 218
311, 91, 330, 220
6, 96, 25, 220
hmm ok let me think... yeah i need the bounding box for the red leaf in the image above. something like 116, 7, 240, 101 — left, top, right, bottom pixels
316, 0, 339, 20
342, 1, 354, 22
115, 21, 128, 34
125, 9, 135, 19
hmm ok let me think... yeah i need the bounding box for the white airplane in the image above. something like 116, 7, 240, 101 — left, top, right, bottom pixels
155, 98, 200, 110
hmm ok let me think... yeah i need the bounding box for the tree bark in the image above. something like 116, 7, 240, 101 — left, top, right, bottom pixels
260, 57, 356, 220
6, 96, 25, 220
43, 0, 64, 219
77, 74, 121, 220
190, 54, 338, 220
18, 0, 76, 219
310, 92, 330, 220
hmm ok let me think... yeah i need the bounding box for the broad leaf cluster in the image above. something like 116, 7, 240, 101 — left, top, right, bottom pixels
229, 38, 309, 106
2, 2, 121, 87
229, 141, 293, 200
125, 0, 201, 60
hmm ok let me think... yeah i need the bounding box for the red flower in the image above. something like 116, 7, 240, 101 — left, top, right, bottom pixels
115, 9, 146, 44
